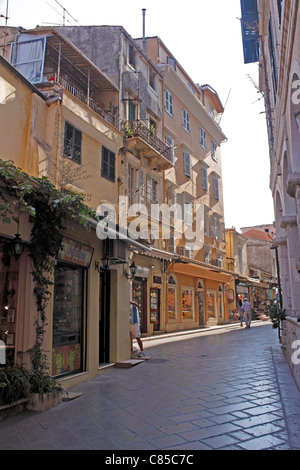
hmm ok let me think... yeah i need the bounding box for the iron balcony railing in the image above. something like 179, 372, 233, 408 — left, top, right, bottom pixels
48, 74, 115, 125
123, 120, 173, 163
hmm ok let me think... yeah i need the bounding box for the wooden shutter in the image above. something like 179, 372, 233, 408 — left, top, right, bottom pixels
183, 151, 191, 177
201, 167, 208, 190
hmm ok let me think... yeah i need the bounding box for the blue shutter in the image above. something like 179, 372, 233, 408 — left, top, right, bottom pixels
240, 0, 259, 64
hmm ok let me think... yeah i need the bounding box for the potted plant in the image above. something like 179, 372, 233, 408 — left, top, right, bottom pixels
27, 371, 64, 412
0, 367, 30, 406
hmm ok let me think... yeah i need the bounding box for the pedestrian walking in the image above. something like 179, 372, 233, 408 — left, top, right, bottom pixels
130, 301, 145, 357
242, 297, 252, 329
238, 296, 243, 327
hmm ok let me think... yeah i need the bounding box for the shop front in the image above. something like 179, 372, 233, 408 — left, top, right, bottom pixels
0, 242, 20, 367
131, 251, 169, 335
167, 262, 231, 332
52, 237, 93, 377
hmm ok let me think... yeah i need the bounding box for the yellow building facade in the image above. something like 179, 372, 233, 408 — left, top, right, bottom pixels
0, 30, 134, 390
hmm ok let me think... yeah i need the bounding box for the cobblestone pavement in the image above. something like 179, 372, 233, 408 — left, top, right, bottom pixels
1, 322, 300, 451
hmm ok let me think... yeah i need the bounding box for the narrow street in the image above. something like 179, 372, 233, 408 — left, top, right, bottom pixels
1, 321, 300, 451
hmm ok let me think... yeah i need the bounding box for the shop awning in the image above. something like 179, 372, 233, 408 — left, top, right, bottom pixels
169, 261, 231, 283
144, 247, 180, 262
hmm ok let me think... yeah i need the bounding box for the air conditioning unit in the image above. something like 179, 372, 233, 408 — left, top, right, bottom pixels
103, 239, 128, 264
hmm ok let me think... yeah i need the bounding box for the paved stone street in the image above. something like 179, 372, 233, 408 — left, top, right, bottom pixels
1, 322, 300, 451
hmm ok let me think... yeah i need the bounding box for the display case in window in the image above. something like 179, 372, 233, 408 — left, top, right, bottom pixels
52, 265, 84, 376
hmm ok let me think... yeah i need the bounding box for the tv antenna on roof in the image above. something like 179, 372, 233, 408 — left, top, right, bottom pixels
1, 0, 9, 57
52, 0, 80, 26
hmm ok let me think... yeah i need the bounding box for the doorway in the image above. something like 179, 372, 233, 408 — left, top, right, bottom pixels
132, 278, 147, 334
150, 288, 160, 331
99, 269, 111, 364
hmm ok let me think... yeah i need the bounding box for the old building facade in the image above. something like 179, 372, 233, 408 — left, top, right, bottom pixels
0, 28, 135, 389
55, 25, 231, 331
245, 0, 300, 386
0, 20, 239, 387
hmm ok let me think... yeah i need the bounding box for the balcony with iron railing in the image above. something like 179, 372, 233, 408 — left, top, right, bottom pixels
122, 120, 174, 171
126, 186, 176, 225
46, 74, 116, 126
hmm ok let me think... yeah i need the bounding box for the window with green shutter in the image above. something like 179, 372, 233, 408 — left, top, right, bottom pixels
63, 122, 82, 164
101, 146, 116, 182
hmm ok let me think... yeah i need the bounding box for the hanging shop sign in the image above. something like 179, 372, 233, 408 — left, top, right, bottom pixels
57, 237, 94, 268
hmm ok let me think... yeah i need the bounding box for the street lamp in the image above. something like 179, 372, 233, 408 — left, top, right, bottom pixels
95, 256, 111, 273
123, 261, 137, 279
129, 262, 137, 278
10, 233, 25, 261
101, 256, 111, 270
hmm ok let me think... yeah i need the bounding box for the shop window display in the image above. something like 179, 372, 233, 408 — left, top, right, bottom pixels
0, 255, 18, 366
181, 287, 194, 320
52, 265, 84, 376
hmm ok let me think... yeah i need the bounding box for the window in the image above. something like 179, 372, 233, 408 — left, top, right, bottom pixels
149, 69, 156, 91
277, 0, 282, 26
207, 290, 217, 319
128, 100, 136, 121
184, 199, 193, 227
238, 247, 243, 274
128, 43, 135, 68
204, 206, 210, 236
167, 56, 176, 70
149, 118, 156, 133
167, 275, 177, 320
101, 146, 116, 182
146, 175, 157, 204
201, 167, 208, 190
128, 164, 136, 205
165, 134, 174, 164
138, 169, 145, 204
268, 18, 278, 101
182, 108, 190, 132
181, 287, 194, 320
168, 229, 175, 253
164, 89, 174, 116
213, 177, 219, 200
52, 265, 84, 376
183, 151, 191, 177
63, 122, 82, 164
212, 140, 217, 161
205, 250, 211, 264
10, 35, 46, 83
200, 127, 206, 149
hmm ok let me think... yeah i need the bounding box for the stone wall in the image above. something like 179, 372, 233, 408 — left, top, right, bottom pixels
282, 317, 300, 390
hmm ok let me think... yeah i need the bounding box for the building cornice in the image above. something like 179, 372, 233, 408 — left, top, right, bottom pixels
287, 173, 300, 198
160, 65, 227, 145
280, 215, 298, 229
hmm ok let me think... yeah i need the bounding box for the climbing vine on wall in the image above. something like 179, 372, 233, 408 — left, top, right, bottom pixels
0, 160, 97, 372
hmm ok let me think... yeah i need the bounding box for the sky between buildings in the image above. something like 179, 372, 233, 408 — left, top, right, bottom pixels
0, 0, 275, 232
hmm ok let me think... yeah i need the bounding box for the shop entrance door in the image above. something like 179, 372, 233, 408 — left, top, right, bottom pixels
150, 288, 160, 331
132, 278, 147, 334
99, 269, 111, 364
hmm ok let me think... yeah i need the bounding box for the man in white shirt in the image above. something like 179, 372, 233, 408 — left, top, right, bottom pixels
130, 301, 145, 357
242, 297, 253, 329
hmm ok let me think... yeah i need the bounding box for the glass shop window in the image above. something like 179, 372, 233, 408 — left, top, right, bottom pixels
52, 264, 84, 377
